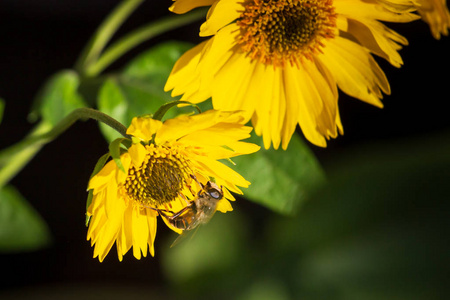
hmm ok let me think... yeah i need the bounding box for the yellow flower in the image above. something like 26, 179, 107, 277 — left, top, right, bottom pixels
416, 0, 450, 39
165, 0, 419, 149
86, 110, 260, 262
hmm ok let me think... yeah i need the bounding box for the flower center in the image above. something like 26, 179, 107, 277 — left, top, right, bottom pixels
124, 145, 193, 206
237, 0, 337, 67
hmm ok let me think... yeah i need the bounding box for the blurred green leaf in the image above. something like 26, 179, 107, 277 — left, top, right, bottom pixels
161, 211, 252, 300
0, 97, 4, 124
97, 41, 195, 142
266, 132, 450, 300
236, 278, 291, 300
162, 212, 247, 281
97, 78, 129, 142
32, 70, 87, 125
231, 132, 325, 215
122, 40, 193, 88
0, 185, 52, 252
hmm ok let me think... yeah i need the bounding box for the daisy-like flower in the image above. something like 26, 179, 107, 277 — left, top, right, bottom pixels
86, 110, 260, 262
416, 0, 450, 39
165, 0, 419, 149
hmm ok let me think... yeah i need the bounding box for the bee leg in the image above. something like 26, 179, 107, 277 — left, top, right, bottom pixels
190, 174, 207, 198
146, 206, 176, 218
190, 174, 204, 189
168, 204, 192, 220
149, 203, 193, 221
178, 192, 190, 206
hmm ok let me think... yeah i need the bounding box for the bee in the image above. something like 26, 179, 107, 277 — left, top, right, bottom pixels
150, 176, 224, 246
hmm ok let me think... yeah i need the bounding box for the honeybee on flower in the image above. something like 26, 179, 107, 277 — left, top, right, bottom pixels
86, 109, 260, 262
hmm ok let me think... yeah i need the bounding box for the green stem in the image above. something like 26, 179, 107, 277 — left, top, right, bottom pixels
0, 122, 51, 188
0, 108, 129, 187
84, 8, 207, 77
75, 0, 144, 74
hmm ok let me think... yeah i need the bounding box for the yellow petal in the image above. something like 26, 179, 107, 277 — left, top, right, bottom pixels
344, 17, 407, 68
270, 67, 285, 149
115, 153, 131, 183
128, 143, 147, 168
416, 0, 450, 39
86, 192, 108, 243
304, 58, 339, 139
156, 110, 245, 143
169, 0, 216, 14
175, 26, 239, 104
319, 37, 389, 108
193, 155, 250, 192
87, 188, 106, 217
335, 0, 420, 23
117, 205, 133, 261
178, 123, 252, 147
145, 208, 158, 256
283, 64, 327, 147
127, 117, 163, 143
216, 198, 233, 213
198, 141, 260, 160
93, 193, 126, 262
165, 41, 206, 94
88, 159, 117, 192
211, 45, 258, 122
131, 207, 149, 260
200, 0, 242, 36
280, 68, 298, 150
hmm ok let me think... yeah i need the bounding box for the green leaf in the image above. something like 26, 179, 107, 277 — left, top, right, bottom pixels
122, 40, 193, 87
109, 137, 131, 173
0, 97, 4, 125
153, 100, 202, 121
0, 185, 52, 252
266, 132, 450, 300
31, 70, 87, 125
97, 78, 129, 142
161, 212, 250, 284
97, 41, 195, 142
231, 132, 325, 215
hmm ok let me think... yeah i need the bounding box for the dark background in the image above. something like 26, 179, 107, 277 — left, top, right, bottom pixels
0, 0, 449, 298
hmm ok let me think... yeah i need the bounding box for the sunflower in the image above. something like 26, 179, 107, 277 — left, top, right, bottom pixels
165, 0, 419, 149
86, 110, 260, 262
416, 0, 450, 39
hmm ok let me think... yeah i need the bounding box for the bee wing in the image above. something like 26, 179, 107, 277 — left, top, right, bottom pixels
170, 225, 201, 248
169, 209, 217, 248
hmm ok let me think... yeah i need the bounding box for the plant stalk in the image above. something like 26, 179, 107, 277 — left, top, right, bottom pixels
0, 108, 129, 187
84, 8, 207, 77
75, 0, 144, 74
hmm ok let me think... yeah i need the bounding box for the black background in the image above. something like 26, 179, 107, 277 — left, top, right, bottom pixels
0, 0, 449, 298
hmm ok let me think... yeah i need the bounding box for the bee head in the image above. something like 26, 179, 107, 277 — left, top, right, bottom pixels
204, 181, 223, 200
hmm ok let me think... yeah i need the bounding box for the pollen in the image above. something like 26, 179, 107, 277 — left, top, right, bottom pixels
237, 0, 337, 67
124, 144, 192, 206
